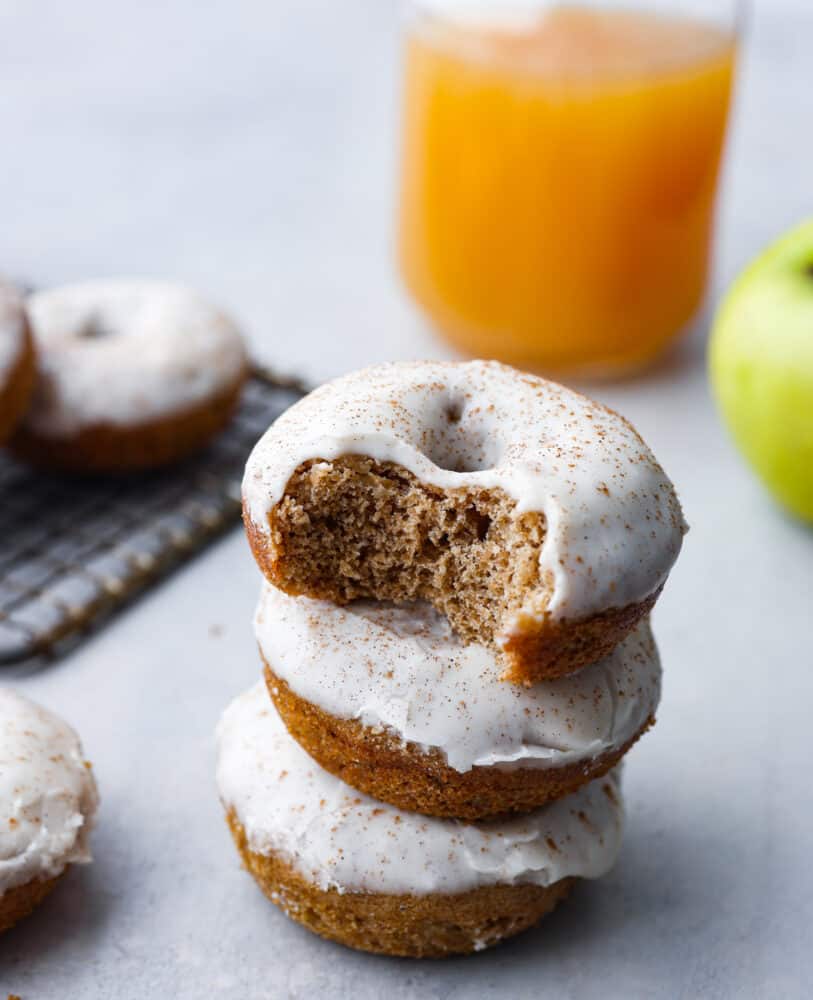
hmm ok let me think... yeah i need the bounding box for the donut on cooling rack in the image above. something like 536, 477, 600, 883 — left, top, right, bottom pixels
0, 688, 98, 933
255, 584, 659, 820
242, 360, 686, 683
11, 279, 249, 473
0, 282, 35, 446
216, 682, 624, 958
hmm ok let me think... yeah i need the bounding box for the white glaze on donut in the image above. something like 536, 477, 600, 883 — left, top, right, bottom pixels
22, 280, 248, 437
0, 284, 28, 384
216, 683, 624, 895
243, 360, 687, 627
255, 585, 660, 772
0, 689, 98, 895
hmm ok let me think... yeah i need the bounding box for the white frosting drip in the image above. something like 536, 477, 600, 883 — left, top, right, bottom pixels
22, 279, 248, 436
243, 361, 686, 625
255, 585, 660, 773
0, 689, 99, 895
0, 284, 27, 383
216, 683, 624, 896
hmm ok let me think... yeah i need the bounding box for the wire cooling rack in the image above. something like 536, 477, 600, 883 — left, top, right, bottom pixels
0, 368, 306, 666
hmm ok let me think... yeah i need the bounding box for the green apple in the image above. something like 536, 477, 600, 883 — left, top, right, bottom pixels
709, 219, 813, 522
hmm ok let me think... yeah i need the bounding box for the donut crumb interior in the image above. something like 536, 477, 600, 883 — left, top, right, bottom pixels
266, 455, 548, 650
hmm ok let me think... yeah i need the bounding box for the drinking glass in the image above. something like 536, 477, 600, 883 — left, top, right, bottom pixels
397, 0, 745, 376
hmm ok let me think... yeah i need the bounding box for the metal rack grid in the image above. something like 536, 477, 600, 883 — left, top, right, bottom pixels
0, 368, 306, 666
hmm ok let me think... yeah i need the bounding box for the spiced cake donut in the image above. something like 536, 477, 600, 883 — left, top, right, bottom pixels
243, 360, 686, 683
216, 683, 624, 958
0, 688, 99, 933
12, 279, 248, 473
0, 282, 35, 445
256, 584, 659, 819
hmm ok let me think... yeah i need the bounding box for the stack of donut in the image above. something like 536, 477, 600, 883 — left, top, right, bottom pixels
219, 359, 686, 958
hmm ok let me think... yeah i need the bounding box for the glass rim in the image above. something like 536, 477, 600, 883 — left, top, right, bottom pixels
405, 0, 750, 36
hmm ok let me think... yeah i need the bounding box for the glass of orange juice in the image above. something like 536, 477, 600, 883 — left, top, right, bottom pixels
397, 0, 743, 376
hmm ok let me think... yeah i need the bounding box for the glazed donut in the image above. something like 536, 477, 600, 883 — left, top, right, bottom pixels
0, 282, 35, 445
12, 279, 248, 473
216, 683, 624, 958
243, 360, 686, 683
255, 584, 659, 819
0, 688, 98, 933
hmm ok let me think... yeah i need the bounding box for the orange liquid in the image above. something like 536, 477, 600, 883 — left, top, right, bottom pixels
398, 5, 737, 374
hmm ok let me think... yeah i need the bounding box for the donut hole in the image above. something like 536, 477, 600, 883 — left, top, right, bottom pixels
443, 397, 463, 424
266, 455, 547, 654
419, 398, 501, 474
77, 314, 115, 340
410, 391, 502, 475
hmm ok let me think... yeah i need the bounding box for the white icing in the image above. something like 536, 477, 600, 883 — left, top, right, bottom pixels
0, 688, 99, 895
243, 361, 686, 626
0, 284, 28, 384
22, 280, 248, 436
216, 683, 624, 896
255, 585, 660, 773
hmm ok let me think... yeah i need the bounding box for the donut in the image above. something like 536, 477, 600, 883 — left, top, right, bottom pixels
242, 360, 686, 683
11, 279, 249, 473
0, 688, 99, 933
0, 283, 35, 445
255, 584, 659, 819
216, 683, 624, 958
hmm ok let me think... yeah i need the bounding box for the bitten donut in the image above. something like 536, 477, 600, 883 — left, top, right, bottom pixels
0, 688, 98, 933
256, 585, 659, 819
0, 282, 35, 445
12, 279, 248, 473
243, 360, 686, 683
216, 683, 624, 958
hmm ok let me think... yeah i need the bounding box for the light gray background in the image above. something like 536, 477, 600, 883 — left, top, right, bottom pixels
0, 1, 811, 997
